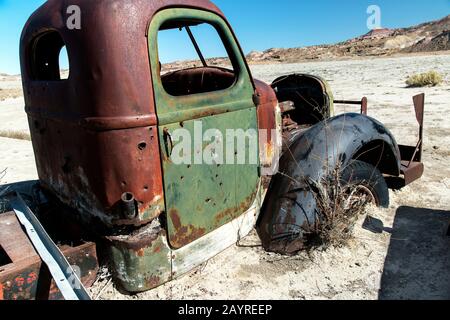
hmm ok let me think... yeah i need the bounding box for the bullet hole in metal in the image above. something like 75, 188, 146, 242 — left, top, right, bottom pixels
138, 142, 147, 150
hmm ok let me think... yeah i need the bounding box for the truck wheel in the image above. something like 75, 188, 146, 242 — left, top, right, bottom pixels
340, 160, 389, 208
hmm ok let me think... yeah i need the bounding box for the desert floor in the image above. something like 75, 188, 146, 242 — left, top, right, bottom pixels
1, 54, 449, 300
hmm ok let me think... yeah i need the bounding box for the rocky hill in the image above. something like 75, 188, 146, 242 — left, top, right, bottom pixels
245, 14, 450, 64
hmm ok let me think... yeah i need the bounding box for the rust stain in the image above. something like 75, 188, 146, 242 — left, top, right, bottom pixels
170, 209, 182, 230
145, 275, 161, 289
214, 189, 258, 228
169, 209, 206, 248
255, 79, 278, 146
137, 249, 145, 257
153, 246, 161, 254
214, 207, 238, 227
106, 222, 161, 252
0, 283, 3, 300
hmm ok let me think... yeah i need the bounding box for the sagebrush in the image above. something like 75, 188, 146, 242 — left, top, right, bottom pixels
406, 71, 443, 87
0, 130, 31, 141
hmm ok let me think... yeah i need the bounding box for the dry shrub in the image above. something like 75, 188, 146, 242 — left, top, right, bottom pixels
0, 130, 31, 141
406, 71, 443, 87
279, 103, 374, 251
0, 88, 23, 101
302, 164, 372, 249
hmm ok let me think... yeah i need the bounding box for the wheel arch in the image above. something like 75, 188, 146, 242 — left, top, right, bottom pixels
257, 113, 402, 254
352, 139, 401, 177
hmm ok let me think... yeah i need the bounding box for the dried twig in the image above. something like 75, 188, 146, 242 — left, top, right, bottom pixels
94, 278, 112, 300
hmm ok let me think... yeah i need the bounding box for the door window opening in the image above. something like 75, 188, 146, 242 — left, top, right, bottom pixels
157, 20, 236, 96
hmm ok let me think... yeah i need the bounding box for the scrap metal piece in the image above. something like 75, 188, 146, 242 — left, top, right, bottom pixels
9, 193, 91, 300
334, 97, 368, 115
398, 93, 425, 186
0, 211, 98, 300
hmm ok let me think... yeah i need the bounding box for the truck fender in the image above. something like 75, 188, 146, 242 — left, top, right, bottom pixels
257, 113, 401, 254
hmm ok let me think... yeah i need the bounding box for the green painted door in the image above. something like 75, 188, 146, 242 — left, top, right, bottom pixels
148, 9, 260, 249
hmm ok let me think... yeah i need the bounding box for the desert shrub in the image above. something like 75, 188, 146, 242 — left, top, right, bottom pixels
302, 164, 372, 249
0, 130, 31, 141
406, 71, 443, 87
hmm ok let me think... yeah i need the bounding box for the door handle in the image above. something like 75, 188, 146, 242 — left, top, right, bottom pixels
163, 128, 173, 157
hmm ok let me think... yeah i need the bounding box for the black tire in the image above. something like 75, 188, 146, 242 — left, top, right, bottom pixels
340, 160, 389, 208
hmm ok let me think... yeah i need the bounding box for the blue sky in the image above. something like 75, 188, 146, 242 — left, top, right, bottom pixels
0, 0, 449, 74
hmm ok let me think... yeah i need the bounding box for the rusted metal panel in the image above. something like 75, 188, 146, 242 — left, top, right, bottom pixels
254, 79, 281, 172
398, 93, 425, 186
20, 0, 228, 228
400, 161, 425, 186
0, 212, 98, 300
106, 220, 172, 293
0, 212, 37, 261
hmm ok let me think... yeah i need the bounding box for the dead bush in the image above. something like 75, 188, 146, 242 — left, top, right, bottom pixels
0, 88, 23, 101
406, 70, 443, 87
302, 164, 372, 249
0, 130, 31, 141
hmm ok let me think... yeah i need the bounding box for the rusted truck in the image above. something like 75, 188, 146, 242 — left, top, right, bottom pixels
1, 0, 425, 296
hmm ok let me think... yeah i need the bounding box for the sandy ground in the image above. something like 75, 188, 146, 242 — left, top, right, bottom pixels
1, 54, 449, 300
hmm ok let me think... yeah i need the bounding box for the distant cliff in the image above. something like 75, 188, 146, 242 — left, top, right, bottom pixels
245, 15, 450, 64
